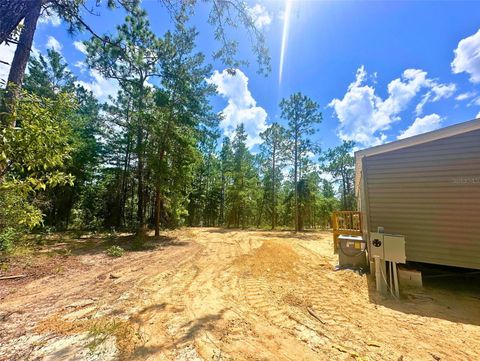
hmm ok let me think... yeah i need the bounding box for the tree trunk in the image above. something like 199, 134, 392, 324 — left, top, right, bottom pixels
120, 133, 131, 227
272, 141, 276, 230
0, 0, 31, 45
341, 173, 347, 210
6, 0, 41, 92
135, 82, 146, 236
294, 132, 298, 232
220, 169, 225, 225
136, 124, 145, 231
154, 187, 160, 237
345, 171, 352, 210
0, 0, 41, 183
1, 0, 39, 124
256, 196, 264, 228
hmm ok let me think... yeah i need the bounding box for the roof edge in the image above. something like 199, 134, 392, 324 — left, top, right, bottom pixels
354, 117, 480, 159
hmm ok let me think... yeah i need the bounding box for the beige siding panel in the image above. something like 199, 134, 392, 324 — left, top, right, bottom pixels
365, 128, 480, 269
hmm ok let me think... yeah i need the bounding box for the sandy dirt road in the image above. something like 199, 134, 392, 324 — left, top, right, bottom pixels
1, 228, 480, 361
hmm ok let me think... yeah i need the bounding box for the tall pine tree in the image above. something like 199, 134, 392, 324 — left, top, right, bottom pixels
280, 93, 322, 232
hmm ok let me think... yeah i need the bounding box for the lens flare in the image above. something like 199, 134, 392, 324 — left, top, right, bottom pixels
279, 0, 293, 85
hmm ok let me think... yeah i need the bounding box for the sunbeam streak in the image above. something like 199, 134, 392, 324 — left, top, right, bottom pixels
279, 0, 293, 85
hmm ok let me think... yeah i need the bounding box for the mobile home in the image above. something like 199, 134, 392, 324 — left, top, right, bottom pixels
355, 118, 480, 270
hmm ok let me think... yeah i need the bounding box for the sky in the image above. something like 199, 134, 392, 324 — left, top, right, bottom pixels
2, 0, 480, 153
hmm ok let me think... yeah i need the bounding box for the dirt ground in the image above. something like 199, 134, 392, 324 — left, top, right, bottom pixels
1, 228, 480, 361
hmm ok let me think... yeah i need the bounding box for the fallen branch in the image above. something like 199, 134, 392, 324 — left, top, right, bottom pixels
307, 306, 326, 324
0, 274, 26, 280
332, 344, 359, 357
288, 313, 331, 340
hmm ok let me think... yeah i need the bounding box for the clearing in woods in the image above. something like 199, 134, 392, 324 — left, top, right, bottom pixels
1, 228, 480, 360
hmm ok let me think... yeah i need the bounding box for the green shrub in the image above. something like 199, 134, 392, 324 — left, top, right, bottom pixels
0, 227, 18, 253
106, 245, 124, 257
0, 90, 75, 250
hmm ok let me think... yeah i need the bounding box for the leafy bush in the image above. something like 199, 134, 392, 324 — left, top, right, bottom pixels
0, 89, 75, 249
0, 227, 19, 252
106, 245, 124, 257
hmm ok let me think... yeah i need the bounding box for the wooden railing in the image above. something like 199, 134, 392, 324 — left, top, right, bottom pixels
332, 211, 362, 253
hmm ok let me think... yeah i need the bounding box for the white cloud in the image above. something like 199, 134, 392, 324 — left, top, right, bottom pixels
414, 93, 430, 116
471, 97, 480, 106
75, 69, 119, 102
74, 61, 88, 73
46, 36, 62, 53
397, 113, 442, 140
38, 11, 61, 27
319, 171, 334, 183
430, 82, 456, 101
452, 29, 480, 83
73, 41, 87, 55
415, 81, 456, 116
207, 69, 268, 148
456, 91, 477, 101
247, 4, 272, 29
476, 111, 480, 119
31, 43, 40, 58
383, 69, 428, 115
330, 66, 454, 147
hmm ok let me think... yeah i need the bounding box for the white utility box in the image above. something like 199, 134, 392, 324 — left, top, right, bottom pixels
369, 232, 406, 296
383, 234, 406, 263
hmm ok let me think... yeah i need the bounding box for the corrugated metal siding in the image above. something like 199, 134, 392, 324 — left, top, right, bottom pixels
364, 129, 480, 269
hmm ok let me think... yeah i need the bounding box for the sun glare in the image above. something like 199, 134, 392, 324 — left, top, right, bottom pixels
279, 0, 293, 85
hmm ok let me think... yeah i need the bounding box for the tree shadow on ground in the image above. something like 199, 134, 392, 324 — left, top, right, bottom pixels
23, 232, 191, 258
367, 267, 480, 326
130, 304, 225, 358
176, 310, 225, 344
129, 303, 169, 324
201, 227, 330, 240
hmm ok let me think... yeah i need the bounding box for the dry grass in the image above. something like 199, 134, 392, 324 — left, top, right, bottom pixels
35, 314, 140, 358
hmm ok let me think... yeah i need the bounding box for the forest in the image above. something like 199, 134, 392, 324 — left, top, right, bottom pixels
0, 0, 355, 252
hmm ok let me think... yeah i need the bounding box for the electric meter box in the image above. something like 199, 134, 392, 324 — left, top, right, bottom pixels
369, 232, 384, 258
369, 232, 406, 263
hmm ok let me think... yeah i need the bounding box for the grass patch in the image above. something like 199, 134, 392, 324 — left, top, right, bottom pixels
36, 315, 141, 358
87, 319, 134, 354
106, 245, 125, 257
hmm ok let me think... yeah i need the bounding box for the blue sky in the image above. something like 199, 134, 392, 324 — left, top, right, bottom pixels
2, 0, 480, 152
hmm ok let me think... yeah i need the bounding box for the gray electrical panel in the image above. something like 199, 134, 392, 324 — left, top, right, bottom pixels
383, 234, 406, 263
369, 232, 406, 264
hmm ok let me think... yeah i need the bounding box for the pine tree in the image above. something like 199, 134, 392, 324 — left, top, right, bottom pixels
280, 93, 322, 232
219, 137, 234, 226
321, 140, 356, 210
84, 5, 162, 236
149, 19, 217, 235
259, 122, 287, 229
227, 124, 259, 228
